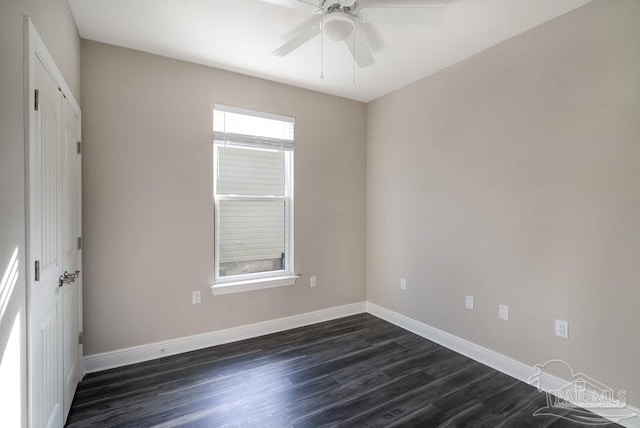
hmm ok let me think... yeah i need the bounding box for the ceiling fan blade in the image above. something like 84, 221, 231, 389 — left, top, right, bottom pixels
358, 7, 445, 25
344, 29, 375, 68
282, 15, 323, 41
258, 0, 323, 14
356, 22, 385, 52
358, 0, 453, 6
272, 23, 321, 57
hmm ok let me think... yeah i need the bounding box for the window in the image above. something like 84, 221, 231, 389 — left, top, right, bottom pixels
212, 105, 296, 294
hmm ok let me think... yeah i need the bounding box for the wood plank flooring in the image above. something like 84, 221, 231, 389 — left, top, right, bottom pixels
66, 314, 619, 427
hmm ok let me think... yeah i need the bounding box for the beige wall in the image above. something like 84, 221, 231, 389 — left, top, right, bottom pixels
367, 0, 640, 406
80, 40, 367, 355
0, 0, 81, 425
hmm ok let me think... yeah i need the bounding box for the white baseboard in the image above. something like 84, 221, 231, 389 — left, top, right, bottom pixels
84, 301, 366, 373
366, 302, 640, 428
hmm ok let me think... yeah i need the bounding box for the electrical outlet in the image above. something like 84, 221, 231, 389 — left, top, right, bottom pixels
465, 295, 474, 310
400, 278, 407, 290
310, 276, 317, 288
555, 319, 569, 339
192, 291, 201, 304
499, 304, 509, 320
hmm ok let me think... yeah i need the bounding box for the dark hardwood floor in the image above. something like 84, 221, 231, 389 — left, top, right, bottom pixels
66, 314, 618, 427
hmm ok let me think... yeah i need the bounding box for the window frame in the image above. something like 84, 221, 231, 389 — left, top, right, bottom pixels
211, 105, 297, 295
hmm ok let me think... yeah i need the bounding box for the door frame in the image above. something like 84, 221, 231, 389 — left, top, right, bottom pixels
24, 16, 83, 427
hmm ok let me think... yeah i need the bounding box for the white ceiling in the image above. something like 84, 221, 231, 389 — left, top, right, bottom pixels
68, 0, 592, 102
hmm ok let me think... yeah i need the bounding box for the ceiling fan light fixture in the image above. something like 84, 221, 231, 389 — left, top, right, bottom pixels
322, 14, 355, 42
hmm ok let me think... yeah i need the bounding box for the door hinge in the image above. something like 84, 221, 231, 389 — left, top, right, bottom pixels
77, 141, 82, 154
34, 89, 39, 111
77, 236, 82, 250
78, 332, 83, 345
35, 260, 40, 281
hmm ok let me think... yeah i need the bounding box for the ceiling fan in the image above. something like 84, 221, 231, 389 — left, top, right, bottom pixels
260, 0, 446, 68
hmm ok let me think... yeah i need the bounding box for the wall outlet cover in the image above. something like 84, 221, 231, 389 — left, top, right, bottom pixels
465, 295, 474, 310
499, 304, 509, 320
192, 291, 201, 304
555, 319, 569, 339
310, 276, 317, 288
400, 278, 407, 290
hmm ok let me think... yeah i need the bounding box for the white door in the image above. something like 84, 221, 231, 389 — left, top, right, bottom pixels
27, 19, 83, 428
29, 57, 64, 428
62, 94, 81, 418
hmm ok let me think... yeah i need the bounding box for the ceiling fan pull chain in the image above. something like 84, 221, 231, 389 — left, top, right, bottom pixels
320, 27, 325, 79
352, 31, 356, 85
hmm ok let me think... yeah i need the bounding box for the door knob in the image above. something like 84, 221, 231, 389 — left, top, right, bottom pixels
59, 270, 80, 287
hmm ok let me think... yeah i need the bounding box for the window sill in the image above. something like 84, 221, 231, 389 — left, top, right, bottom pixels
211, 275, 299, 296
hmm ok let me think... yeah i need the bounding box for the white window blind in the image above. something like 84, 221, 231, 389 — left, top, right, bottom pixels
217, 146, 286, 197
218, 200, 285, 264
